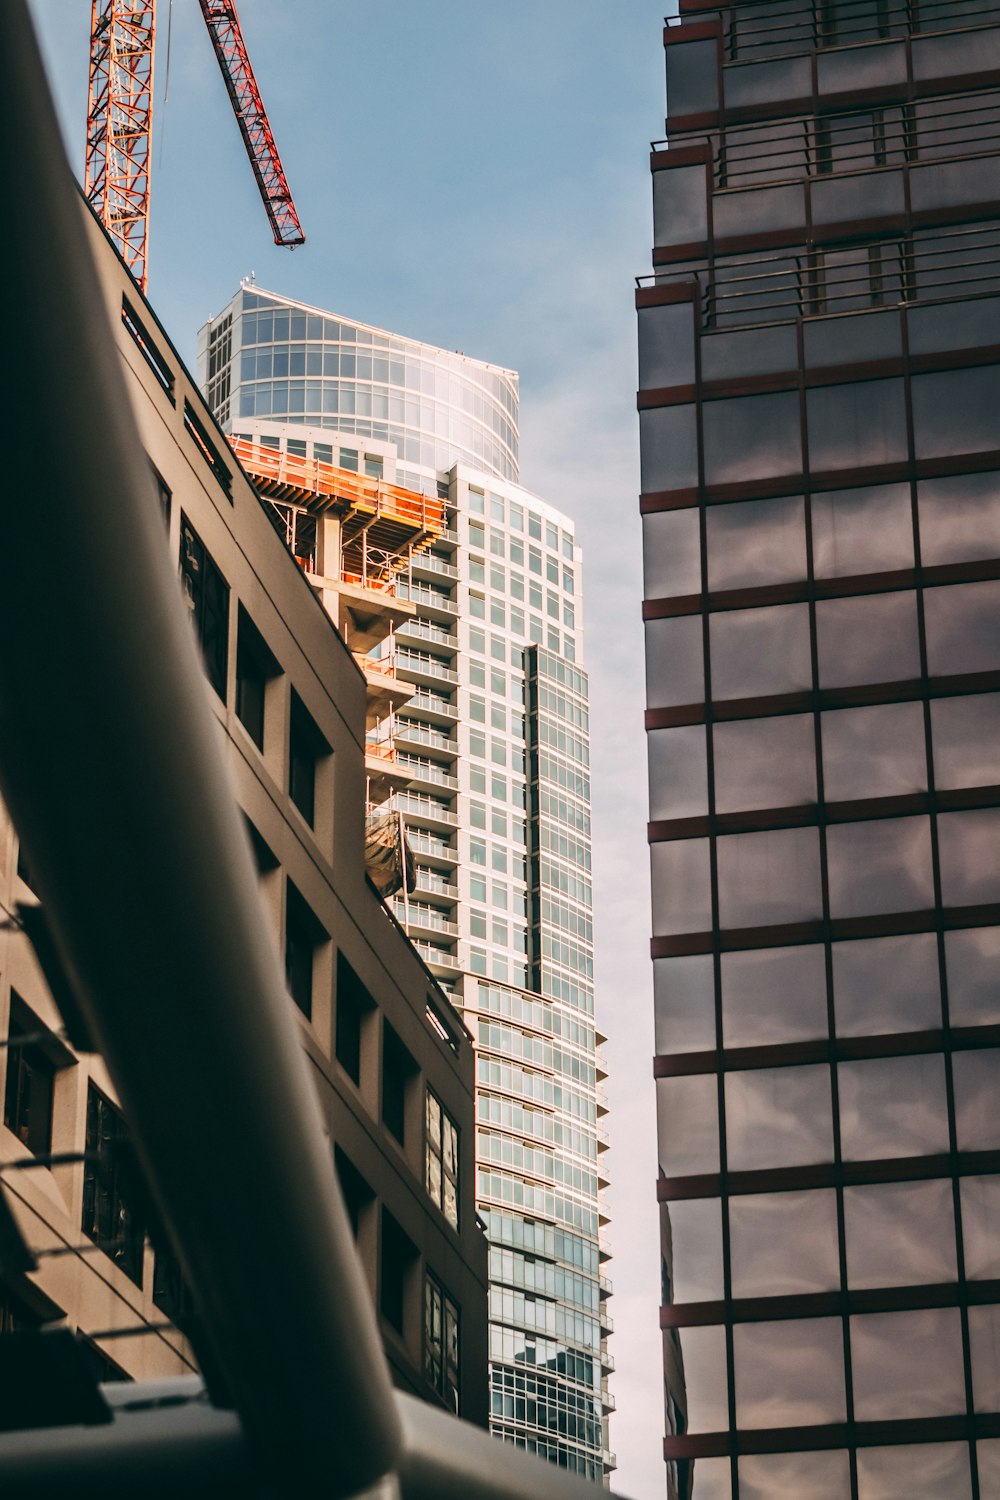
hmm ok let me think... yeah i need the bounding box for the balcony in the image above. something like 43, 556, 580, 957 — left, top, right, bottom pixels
396, 618, 458, 653
412, 868, 458, 900
395, 721, 458, 759
357, 654, 415, 731
392, 792, 459, 829
407, 832, 459, 867
392, 649, 459, 687
406, 690, 459, 723
396, 580, 459, 617
712, 0, 1000, 66
411, 551, 459, 581
396, 756, 459, 793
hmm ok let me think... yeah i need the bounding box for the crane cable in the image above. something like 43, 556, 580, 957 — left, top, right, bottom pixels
158, 0, 174, 168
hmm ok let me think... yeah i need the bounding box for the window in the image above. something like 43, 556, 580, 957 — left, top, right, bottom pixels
152, 1240, 196, 1330
340, 448, 359, 473
82, 1084, 145, 1286
336, 952, 374, 1086
289, 689, 329, 827
3, 1002, 56, 1156
380, 1208, 415, 1335
382, 1021, 414, 1144
424, 1274, 460, 1413
335, 1147, 374, 1239
236, 606, 281, 751
364, 454, 384, 479
426, 1090, 459, 1230
284, 880, 326, 1019
122, 295, 175, 401
183, 399, 231, 497
151, 465, 171, 526
179, 515, 230, 701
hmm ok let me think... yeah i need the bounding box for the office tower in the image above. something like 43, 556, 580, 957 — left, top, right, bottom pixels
639, 3, 1000, 1497
198, 290, 614, 1479
0, 204, 488, 1422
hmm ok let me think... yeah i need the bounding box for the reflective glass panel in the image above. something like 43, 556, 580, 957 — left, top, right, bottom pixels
663, 1198, 725, 1303
811, 483, 913, 578
839, 1054, 949, 1160
710, 604, 812, 700
648, 725, 709, 820
643, 509, 702, 599
911, 366, 1000, 461
645, 616, 705, 708
826, 817, 934, 919
654, 954, 717, 1054
815, 592, 920, 689
733, 1318, 846, 1428
721, 944, 828, 1047
657, 1074, 720, 1177
953, 1049, 1000, 1152
651, 838, 713, 936
806, 379, 907, 471
948, 928, 1000, 1026
851, 1309, 965, 1419
729, 1189, 840, 1297
856, 1443, 972, 1500
970, 1303, 1000, 1413
832, 933, 941, 1036
739, 1450, 851, 1500
938, 808, 1000, 908
925, 580, 1000, 676
670, 1324, 729, 1433
713, 713, 816, 813
918, 472, 1000, 566
963, 1176, 1000, 1281
844, 1179, 957, 1288
725, 1065, 834, 1170
717, 827, 823, 929
702, 391, 803, 486
639, 404, 699, 492
977, 1440, 1000, 1495
689, 1458, 731, 1498
821, 700, 927, 802
705, 495, 807, 591
931, 694, 1000, 790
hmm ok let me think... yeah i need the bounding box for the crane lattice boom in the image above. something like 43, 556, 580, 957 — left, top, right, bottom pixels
85, 0, 156, 292
85, 0, 303, 293
197, 1, 305, 248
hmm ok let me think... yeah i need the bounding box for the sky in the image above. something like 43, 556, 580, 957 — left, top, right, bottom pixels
26, 3, 671, 1494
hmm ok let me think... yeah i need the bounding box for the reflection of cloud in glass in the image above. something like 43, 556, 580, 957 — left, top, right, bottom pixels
838, 1054, 948, 1160
710, 603, 811, 698
856, 1442, 971, 1500
816, 591, 920, 688
733, 1317, 845, 1428
706, 495, 805, 590
822, 699, 926, 801
938, 808, 1000, 907
826, 816, 933, 918
721, 943, 827, 1047
729, 1189, 840, 1297
832, 932, 940, 1035
931, 692, 1000, 789
740, 1448, 850, 1500
953, 1049, 1000, 1151
852, 1309, 965, 1420
725, 1065, 834, 1170
925, 579, 1000, 676
844, 1179, 956, 1288
718, 827, 823, 929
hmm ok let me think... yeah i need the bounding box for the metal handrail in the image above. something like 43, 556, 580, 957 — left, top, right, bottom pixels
716, 0, 1000, 62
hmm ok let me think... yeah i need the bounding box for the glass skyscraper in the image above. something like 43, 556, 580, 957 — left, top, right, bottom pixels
198, 288, 614, 1480
639, 2, 1000, 1498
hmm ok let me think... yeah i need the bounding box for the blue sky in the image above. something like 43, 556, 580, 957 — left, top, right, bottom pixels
27, 3, 670, 1493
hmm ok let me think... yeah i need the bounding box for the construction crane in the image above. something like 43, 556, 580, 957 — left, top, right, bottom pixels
84, 0, 304, 293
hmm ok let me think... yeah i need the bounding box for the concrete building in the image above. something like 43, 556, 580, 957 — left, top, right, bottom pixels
0, 204, 488, 1425
639, 2, 1000, 1496
197, 290, 615, 1480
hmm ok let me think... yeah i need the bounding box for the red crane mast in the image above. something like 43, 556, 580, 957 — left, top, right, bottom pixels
85, 0, 304, 294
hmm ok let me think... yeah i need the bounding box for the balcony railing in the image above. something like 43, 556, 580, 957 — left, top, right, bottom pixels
714, 0, 1000, 65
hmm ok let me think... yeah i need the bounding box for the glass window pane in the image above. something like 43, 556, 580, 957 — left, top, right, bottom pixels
925, 580, 1000, 677
911, 366, 1000, 461
646, 616, 705, 708
710, 604, 812, 700
851, 1309, 965, 1419
733, 1318, 846, 1428
640, 404, 698, 492
739, 1450, 851, 1500
807, 379, 907, 471
821, 701, 927, 802
938, 808, 1000, 908
657, 1074, 720, 1177
826, 817, 934, 919
856, 1443, 971, 1500
844, 1179, 957, 1288
811, 483, 913, 578
651, 838, 713, 936
663, 1198, 725, 1303
714, 713, 816, 813
970, 1304, 1000, 1412
947, 928, 1000, 1027
688, 1457, 731, 1498
919, 471, 1000, 566
643, 509, 702, 599
717, 827, 823, 929
706, 495, 806, 591
648, 725, 709, 820
654, 954, 717, 1054
978, 1440, 1000, 1494
931, 694, 1000, 790
726, 1065, 834, 1170
839, 1054, 949, 1160
832, 933, 941, 1036
668, 1324, 729, 1433
729, 1189, 840, 1298
815, 592, 920, 689
722, 944, 828, 1047
702, 391, 803, 486
953, 1049, 1000, 1152
960, 1176, 1000, 1281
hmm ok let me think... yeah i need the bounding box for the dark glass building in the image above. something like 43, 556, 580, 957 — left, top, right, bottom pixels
638, 3, 1000, 1496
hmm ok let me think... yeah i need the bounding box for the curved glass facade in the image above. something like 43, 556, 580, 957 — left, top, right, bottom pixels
203, 288, 519, 483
